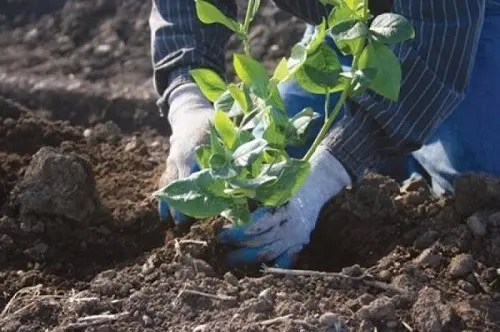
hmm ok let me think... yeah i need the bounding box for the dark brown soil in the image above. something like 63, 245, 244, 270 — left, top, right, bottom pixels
1, 1, 500, 331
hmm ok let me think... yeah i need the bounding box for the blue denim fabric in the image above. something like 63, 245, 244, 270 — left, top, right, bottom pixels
281, 18, 500, 194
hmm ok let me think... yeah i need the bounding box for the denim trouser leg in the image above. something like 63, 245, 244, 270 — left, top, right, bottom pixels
280, 19, 500, 195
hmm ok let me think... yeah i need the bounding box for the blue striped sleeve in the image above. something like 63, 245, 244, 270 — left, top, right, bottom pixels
325, 0, 486, 179
149, 0, 236, 101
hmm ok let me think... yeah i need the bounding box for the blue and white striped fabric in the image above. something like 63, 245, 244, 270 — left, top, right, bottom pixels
150, 0, 493, 180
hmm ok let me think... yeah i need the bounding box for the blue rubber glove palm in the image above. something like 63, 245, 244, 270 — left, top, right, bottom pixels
158, 83, 213, 224
218, 147, 352, 268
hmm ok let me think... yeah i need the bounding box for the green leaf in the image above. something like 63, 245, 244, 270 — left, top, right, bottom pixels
344, 0, 363, 11
214, 90, 234, 113
358, 42, 402, 101
209, 124, 225, 155
255, 158, 311, 206
233, 54, 270, 98
287, 107, 320, 146
221, 201, 251, 225
266, 83, 285, 111
228, 84, 251, 114
155, 169, 231, 219
214, 110, 238, 148
294, 44, 342, 94
261, 108, 287, 149
195, 145, 212, 169
209, 154, 238, 179
195, 0, 240, 32
349, 68, 377, 95
328, 6, 356, 29
369, 13, 415, 45
229, 174, 277, 190
287, 44, 308, 75
271, 45, 307, 84
306, 19, 327, 54
189, 68, 226, 102
233, 139, 268, 167
241, 108, 264, 131
272, 58, 289, 82
330, 20, 367, 55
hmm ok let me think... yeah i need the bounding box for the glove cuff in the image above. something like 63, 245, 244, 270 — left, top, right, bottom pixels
298, 146, 352, 208
167, 83, 213, 125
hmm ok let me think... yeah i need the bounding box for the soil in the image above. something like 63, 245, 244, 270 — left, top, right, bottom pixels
1, 1, 500, 331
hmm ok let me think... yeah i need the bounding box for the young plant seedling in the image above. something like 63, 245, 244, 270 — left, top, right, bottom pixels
155, 0, 414, 225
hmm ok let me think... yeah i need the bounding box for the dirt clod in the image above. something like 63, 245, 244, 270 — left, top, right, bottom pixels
85, 121, 122, 144
411, 287, 455, 332
448, 253, 475, 278
12, 147, 100, 224
356, 296, 396, 322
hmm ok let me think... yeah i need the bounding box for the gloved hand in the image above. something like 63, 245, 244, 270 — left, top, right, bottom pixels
158, 83, 213, 224
218, 146, 352, 268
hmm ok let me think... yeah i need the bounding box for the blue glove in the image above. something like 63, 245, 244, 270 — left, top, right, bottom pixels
218, 147, 352, 268
157, 83, 213, 224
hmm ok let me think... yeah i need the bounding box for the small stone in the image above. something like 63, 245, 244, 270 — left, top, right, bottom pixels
142, 315, 153, 327
356, 296, 396, 322
24, 28, 39, 42
319, 312, 339, 327
95, 44, 112, 55
258, 288, 274, 303
413, 230, 439, 250
377, 270, 392, 282
83, 128, 93, 138
224, 272, 238, 286
270, 44, 280, 52
466, 213, 487, 237
193, 324, 208, 332
457, 280, 476, 294
448, 254, 474, 278
414, 247, 442, 268
341, 264, 363, 277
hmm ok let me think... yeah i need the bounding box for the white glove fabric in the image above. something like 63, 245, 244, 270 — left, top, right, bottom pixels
158, 83, 213, 221
218, 146, 352, 267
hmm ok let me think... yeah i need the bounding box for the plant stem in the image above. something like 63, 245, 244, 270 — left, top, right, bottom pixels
243, 39, 251, 56
323, 88, 331, 124
242, 0, 258, 56
302, 86, 350, 161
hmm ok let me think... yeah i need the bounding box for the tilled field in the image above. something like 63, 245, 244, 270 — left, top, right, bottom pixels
1, 1, 500, 331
